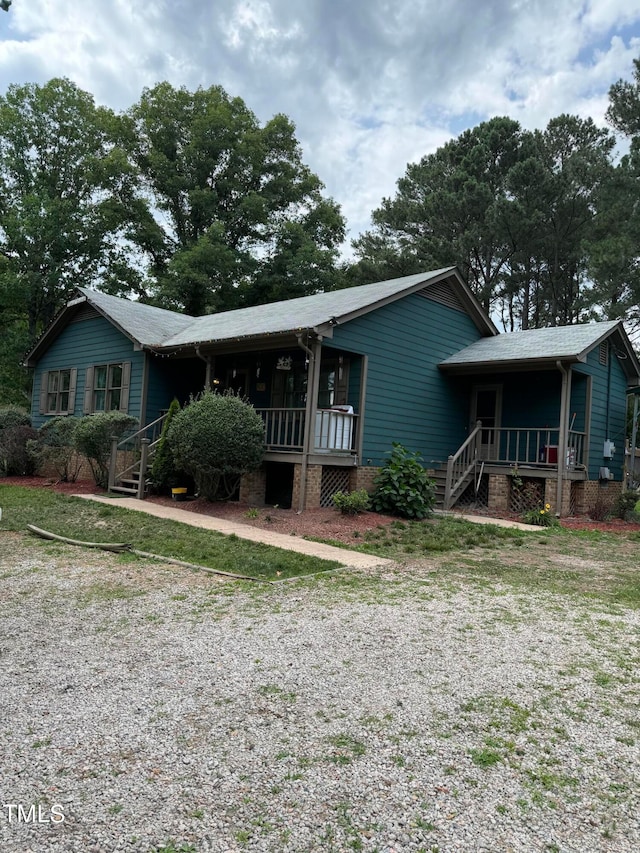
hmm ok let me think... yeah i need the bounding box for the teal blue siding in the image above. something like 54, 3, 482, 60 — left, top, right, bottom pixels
31, 317, 143, 429
328, 293, 484, 466
145, 356, 206, 423
574, 346, 628, 481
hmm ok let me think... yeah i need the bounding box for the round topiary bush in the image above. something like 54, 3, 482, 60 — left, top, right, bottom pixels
167, 391, 265, 500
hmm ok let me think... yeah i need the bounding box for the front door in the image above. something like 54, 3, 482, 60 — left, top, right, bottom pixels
471, 385, 502, 460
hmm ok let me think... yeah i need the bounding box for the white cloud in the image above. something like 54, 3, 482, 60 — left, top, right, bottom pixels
0, 0, 639, 255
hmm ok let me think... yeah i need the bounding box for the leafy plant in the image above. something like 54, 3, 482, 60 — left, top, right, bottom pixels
73, 411, 137, 488
0, 425, 38, 476
611, 490, 640, 521
31, 416, 82, 481
521, 503, 559, 527
168, 391, 264, 500
149, 399, 183, 494
0, 405, 31, 432
332, 489, 370, 515
371, 443, 435, 519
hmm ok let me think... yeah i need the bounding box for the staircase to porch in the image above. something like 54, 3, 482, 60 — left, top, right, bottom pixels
108, 414, 167, 498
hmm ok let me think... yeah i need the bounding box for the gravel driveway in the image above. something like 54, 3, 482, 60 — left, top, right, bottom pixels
1, 532, 639, 853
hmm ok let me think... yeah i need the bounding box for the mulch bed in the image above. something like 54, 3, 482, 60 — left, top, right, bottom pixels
3, 476, 640, 536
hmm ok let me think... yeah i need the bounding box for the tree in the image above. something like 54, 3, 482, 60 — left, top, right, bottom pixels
0, 78, 140, 340
503, 116, 615, 328
352, 114, 616, 328
123, 82, 345, 314
607, 57, 640, 141
352, 117, 524, 312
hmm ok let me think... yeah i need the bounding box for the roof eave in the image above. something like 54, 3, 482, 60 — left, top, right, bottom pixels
439, 355, 580, 374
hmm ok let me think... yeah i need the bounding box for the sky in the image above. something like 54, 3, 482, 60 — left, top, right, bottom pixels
0, 0, 640, 257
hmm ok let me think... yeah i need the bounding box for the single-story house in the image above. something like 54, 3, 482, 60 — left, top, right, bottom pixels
24, 266, 640, 515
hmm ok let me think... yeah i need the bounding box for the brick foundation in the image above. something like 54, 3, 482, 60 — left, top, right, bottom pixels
487, 474, 510, 513
239, 467, 267, 506
573, 479, 622, 516
291, 464, 323, 510
349, 466, 380, 494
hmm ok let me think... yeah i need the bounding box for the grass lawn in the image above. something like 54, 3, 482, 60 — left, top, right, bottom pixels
0, 485, 341, 581
316, 514, 640, 609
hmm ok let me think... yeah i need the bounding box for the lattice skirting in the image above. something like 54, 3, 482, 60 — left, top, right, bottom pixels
457, 474, 489, 509
320, 467, 351, 508
509, 478, 544, 513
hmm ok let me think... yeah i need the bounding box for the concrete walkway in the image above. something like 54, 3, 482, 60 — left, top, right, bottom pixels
77, 495, 395, 570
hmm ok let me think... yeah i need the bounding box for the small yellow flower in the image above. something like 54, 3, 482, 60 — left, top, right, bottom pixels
540, 509, 544, 515
545, 503, 551, 509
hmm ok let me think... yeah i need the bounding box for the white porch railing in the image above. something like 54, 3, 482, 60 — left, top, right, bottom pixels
256, 408, 358, 454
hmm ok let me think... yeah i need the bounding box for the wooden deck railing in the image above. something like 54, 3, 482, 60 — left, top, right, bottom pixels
490, 427, 586, 468
255, 408, 358, 454
444, 424, 587, 510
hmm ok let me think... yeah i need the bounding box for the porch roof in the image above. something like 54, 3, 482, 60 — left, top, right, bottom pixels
440, 319, 640, 381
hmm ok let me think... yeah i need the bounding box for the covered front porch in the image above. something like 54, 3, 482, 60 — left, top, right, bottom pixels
438, 363, 615, 516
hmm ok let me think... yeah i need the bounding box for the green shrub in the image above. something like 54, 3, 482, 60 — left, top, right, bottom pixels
167, 391, 265, 500
32, 416, 82, 481
0, 425, 38, 476
521, 502, 559, 527
612, 490, 640, 520
74, 412, 138, 488
332, 489, 370, 515
0, 406, 31, 432
371, 443, 435, 519
149, 399, 183, 494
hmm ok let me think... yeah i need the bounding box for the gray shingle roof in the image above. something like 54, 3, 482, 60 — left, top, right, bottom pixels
78, 288, 194, 346
440, 320, 622, 366
159, 268, 457, 347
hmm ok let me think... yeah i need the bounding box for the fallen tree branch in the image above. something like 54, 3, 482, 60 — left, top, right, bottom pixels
26, 524, 268, 582
27, 525, 132, 552
131, 549, 269, 582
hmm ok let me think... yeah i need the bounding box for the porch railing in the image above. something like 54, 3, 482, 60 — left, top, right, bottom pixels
256, 408, 358, 454
488, 427, 586, 468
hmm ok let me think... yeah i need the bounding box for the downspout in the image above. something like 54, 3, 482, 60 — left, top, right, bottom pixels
297, 333, 321, 513
196, 347, 213, 391
556, 360, 571, 517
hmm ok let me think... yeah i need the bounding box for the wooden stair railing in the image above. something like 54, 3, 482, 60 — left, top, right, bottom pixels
444, 421, 482, 510
108, 413, 168, 498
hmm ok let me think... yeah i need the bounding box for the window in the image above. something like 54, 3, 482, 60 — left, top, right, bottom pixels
39, 368, 77, 415
84, 362, 131, 414
93, 363, 123, 411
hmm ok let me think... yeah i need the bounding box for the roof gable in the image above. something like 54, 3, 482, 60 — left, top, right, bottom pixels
25, 289, 195, 366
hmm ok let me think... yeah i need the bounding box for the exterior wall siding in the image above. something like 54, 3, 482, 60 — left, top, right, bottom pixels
327, 292, 485, 469
573, 346, 628, 481
31, 316, 144, 429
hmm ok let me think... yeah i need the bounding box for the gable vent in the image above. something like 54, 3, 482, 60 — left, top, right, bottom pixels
418, 281, 465, 313
69, 303, 100, 323
599, 341, 609, 366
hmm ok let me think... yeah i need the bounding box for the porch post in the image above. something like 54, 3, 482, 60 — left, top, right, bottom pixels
298, 337, 322, 512
556, 361, 571, 516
